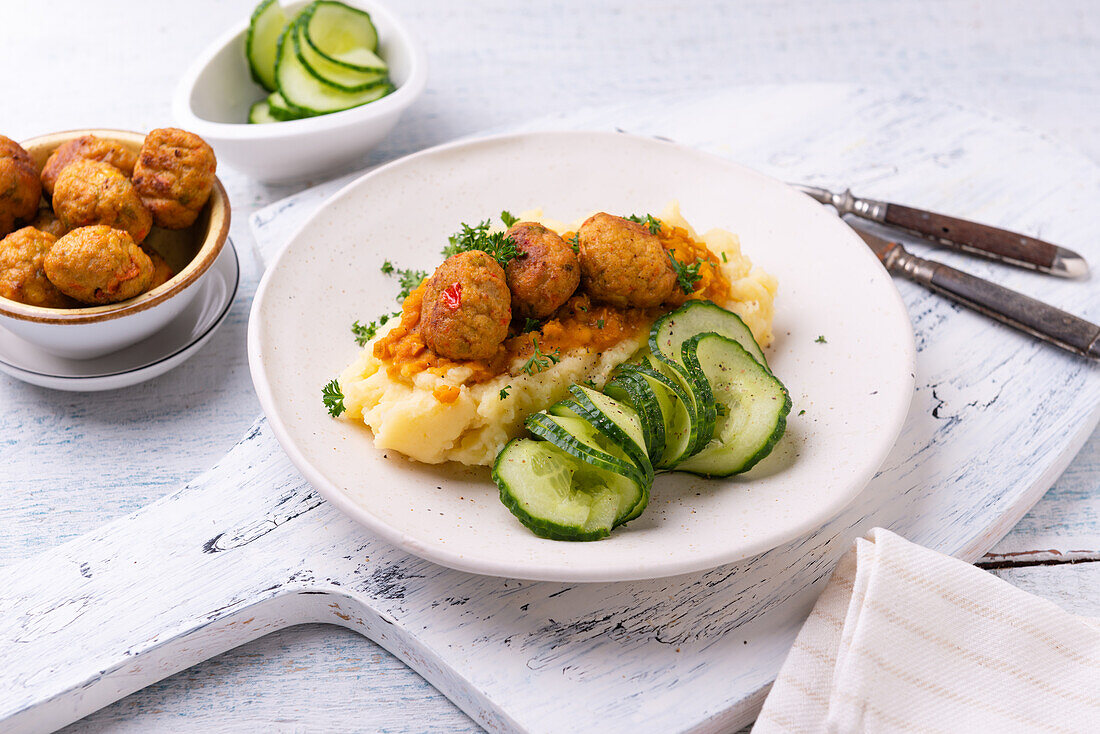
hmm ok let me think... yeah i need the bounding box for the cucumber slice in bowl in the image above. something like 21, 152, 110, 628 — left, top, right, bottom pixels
275, 22, 393, 114
302, 0, 382, 70
494, 439, 642, 541
248, 99, 279, 124
294, 14, 388, 92
675, 333, 792, 477
246, 0, 286, 92
267, 91, 315, 121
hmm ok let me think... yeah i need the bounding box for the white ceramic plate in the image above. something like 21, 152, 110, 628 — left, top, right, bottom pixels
0, 240, 239, 392
249, 132, 915, 582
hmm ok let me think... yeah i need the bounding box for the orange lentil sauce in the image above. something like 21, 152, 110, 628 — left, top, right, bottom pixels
373, 223, 731, 386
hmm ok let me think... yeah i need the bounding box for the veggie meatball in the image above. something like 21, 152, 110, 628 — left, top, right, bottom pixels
503, 222, 580, 318
0, 136, 42, 238
0, 227, 74, 308
132, 128, 217, 230
421, 251, 511, 360
52, 160, 153, 244
577, 212, 677, 308
44, 225, 154, 305
145, 249, 175, 290
40, 135, 138, 197
31, 207, 68, 238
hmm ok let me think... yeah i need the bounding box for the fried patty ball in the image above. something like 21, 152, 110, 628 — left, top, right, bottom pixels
52, 160, 153, 244
132, 128, 217, 230
145, 249, 175, 290
421, 251, 511, 360
0, 227, 75, 308
503, 222, 580, 318
576, 212, 677, 308
40, 135, 138, 197
44, 225, 154, 305
0, 136, 42, 238
31, 207, 68, 238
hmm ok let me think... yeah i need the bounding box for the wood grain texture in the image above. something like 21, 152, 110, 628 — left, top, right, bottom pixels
884, 203, 1059, 270
1, 0, 1099, 731
6, 84, 1100, 734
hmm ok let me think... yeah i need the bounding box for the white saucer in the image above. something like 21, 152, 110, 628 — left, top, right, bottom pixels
0, 239, 239, 391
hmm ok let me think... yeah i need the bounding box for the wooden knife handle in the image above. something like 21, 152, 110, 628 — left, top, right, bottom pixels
884, 203, 1058, 270
898, 255, 1100, 358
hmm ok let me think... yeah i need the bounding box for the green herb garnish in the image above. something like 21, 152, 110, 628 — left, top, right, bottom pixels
566, 232, 580, 254
667, 251, 704, 294
501, 211, 518, 227
522, 317, 541, 334
442, 220, 519, 268
322, 379, 345, 417
520, 337, 561, 375
815, 335, 827, 344
351, 311, 401, 346
499, 385, 511, 400
720, 251, 728, 263
627, 213, 662, 235
798, 409, 806, 416
380, 260, 394, 274
596, 318, 605, 329
391, 268, 427, 302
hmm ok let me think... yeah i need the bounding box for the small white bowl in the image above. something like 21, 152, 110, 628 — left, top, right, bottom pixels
172, 0, 427, 183
0, 129, 230, 360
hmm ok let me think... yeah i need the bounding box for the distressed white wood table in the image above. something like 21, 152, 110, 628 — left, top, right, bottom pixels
2, 84, 1100, 734
2, 1, 1099, 732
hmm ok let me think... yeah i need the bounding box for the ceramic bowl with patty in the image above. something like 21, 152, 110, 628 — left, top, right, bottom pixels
0, 129, 230, 359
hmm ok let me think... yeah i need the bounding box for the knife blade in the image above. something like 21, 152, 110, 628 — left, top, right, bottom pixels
853, 225, 1100, 359
794, 184, 1089, 279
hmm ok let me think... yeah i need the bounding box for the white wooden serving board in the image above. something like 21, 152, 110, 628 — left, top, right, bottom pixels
3, 86, 1100, 734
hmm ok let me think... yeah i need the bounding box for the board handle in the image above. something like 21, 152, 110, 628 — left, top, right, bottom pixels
0, 419, 332, 734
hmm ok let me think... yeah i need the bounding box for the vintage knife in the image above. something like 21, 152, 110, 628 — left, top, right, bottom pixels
854, 225, 1100, 359
794, 184, 1088, 278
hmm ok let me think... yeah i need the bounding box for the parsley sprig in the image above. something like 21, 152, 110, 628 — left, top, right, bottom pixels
520, 337, 561, 375
379, 260, 427, 302
627, 213, 663, 235
441, 218, 519, 268
667, 251, 705, 294
351, 311, 401, 346
500, 210, 518, 227
322, 379, 345, 417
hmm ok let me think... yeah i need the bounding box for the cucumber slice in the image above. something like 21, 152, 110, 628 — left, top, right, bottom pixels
267, 91, 313, 121
651, 300, 768, 370
527, 412, 646, 487
567, 385, 653, 481
604, 372, 665, 468
248, 99, 279, 124
275, 21, 393, 114
643, 352, 713, 457
295, 14, 388, 92
619, 363, 696, 468
246, 0, 286, 92
494, 439, 642, 541
675, 333, 791, 477
302, 0, 381, 70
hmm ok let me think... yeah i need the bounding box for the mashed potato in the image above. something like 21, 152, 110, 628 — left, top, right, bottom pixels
339, 202, 777, 466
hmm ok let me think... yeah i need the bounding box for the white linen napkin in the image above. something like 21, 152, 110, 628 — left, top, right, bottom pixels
752, 528, 1100, 733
